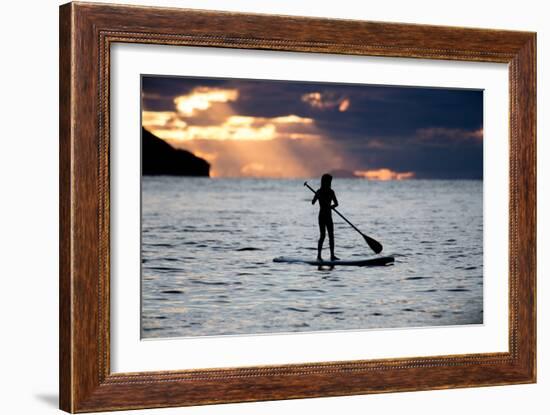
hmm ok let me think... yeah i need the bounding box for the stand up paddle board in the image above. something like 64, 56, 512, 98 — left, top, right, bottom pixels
273, 256, 394, 267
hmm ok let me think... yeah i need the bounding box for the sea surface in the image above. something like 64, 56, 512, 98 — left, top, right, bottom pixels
141, 178, 483, 338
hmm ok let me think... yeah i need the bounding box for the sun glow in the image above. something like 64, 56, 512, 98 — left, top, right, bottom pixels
354, 169, 415, 181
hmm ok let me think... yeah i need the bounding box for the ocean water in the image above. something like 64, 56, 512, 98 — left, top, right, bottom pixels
141, 178, 483, 338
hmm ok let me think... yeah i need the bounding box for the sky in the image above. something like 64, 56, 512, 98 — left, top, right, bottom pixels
141, 76, 483, 179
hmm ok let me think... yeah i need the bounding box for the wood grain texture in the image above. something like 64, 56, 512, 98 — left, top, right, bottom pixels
59, 2, 536, 412
59, 3, 73, 411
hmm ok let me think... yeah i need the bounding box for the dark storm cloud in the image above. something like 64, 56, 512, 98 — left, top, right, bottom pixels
142, 75, 483, 179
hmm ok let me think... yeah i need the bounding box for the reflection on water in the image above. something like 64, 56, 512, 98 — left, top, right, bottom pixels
141, 178, 483, 338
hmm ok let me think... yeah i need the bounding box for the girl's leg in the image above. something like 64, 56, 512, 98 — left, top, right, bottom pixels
317, 215, 326, 260
327, 218, 338, 260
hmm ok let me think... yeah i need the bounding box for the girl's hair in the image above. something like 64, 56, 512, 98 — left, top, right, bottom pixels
320, 173, 333, 189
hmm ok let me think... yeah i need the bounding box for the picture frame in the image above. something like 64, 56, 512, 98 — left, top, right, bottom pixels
59, 2, 536, 412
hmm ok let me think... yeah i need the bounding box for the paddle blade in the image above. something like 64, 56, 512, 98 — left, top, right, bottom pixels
363, 234, 383, 254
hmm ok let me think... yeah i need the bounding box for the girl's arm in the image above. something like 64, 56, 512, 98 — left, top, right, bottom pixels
312, 190, 319, 205
331, 191, 339, 209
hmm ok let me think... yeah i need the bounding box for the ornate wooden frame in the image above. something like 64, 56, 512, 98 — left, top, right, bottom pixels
59, 2, 536, 412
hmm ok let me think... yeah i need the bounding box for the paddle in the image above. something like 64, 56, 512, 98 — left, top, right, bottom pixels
304, 181, 383, 254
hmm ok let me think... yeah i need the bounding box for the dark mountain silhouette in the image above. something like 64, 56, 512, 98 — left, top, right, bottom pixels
142, 127, 210, 176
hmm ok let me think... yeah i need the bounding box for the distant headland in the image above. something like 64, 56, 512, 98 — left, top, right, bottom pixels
142, 127, 210, 177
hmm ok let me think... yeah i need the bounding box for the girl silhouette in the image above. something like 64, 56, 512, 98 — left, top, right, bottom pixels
312, 173, 339, 261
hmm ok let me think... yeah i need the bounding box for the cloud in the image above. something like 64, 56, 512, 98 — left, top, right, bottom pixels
141, 92, 167, 101
141, 76, 483, 179
416, 127, 483, 143
185, 117, 277, 141
287, 133, 321, 140
142, 83, 345, 178
142, 111, 187, 129
271, 114, 314, 124
302, 92, 350, 112
142, 112, 316, 142
366, 139, 390, 149
338, 99, 350, 112
354, 168, 415, 181
174, 87, 238, 116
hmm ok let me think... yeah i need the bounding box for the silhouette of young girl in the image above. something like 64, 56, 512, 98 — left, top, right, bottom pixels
312, 173, 339, 261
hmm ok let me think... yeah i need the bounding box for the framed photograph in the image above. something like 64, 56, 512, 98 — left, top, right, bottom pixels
59, 2, 536, 412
